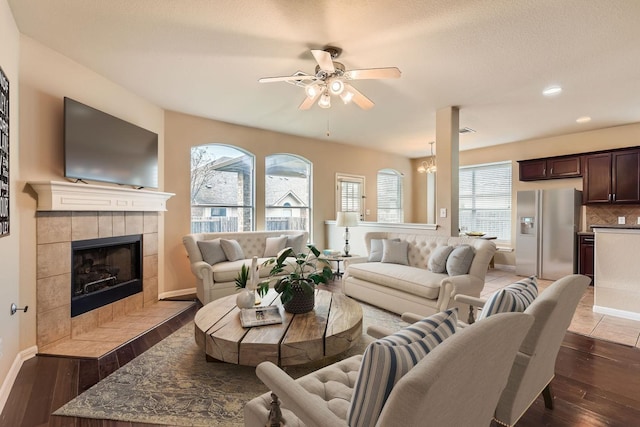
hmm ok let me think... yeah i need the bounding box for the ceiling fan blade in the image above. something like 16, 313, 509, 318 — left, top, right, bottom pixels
311, 49, 335, 73
344, 67, 401, 80
259, 74, 316, 83
344, 83, 374, 110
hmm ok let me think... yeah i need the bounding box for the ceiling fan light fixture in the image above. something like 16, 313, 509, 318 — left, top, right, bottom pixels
318, 92, 331, 109
329, 79, 344, 95
340, 90, 354, 104
305, 84, 321, 98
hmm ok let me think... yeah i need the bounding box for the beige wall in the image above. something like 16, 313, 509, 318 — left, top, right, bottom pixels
0, 0, 21, 400
163, 110, 412, 293
16, 36, 165, 359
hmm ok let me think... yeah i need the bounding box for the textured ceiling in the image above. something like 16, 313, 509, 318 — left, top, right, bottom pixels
8, 0, 640, 158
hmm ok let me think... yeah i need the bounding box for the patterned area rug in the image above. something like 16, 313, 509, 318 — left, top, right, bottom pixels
54, 302, 407, 426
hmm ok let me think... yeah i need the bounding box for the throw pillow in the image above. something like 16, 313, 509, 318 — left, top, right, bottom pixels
381, 239, 409, 265
282, 233, 305, 254
347, 309, 458, 427
477, 276, 538, 321
368, 238, 400, 262
197, 239, 227, 265
264, 236, 288, 257
378, 308, 458, 346
446, 244, 475, 276
427, 245, 454, 273
220, 239, 245, 262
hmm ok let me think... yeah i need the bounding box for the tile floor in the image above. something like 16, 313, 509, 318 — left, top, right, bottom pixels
484, 269, 640, 348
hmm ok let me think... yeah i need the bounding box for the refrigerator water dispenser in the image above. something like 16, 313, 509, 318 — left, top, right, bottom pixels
520, 217, 535, 235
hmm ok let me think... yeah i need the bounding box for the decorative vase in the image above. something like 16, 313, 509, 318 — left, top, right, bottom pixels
236, 289, 255, 309
283, 282, 315, 314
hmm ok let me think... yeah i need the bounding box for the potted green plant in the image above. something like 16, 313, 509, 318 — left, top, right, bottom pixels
259, 245, 333, 313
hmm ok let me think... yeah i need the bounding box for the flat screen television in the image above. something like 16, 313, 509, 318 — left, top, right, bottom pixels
64, 97, 158, 188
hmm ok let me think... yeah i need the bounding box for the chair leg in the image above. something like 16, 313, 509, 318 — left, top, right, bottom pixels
468, 305, 476, 324
542, 384, 554, 410
267, 392, 284, 426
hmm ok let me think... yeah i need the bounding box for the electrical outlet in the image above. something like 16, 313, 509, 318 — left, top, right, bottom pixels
618, 216, 626, 225
439, 208, 447, 218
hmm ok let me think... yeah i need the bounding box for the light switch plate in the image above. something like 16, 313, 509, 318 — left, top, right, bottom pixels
439, 208, 447, 218
618, 216, 626, 224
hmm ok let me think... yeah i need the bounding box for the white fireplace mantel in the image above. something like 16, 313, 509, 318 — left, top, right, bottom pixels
28, 180, 174, 212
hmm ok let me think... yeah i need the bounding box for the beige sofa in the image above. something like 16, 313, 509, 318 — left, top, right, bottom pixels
183, 230, 308, 304
343, 232, 496, 317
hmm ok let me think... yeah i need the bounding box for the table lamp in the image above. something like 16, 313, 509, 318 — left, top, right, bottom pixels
336, 212, 359, 257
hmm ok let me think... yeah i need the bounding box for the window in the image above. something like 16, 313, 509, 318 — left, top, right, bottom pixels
459, 161, 512, 241
265, 154, 311, 233
190, 144, 254, 232
377, 169, 403, 223
336, 174, 365, 219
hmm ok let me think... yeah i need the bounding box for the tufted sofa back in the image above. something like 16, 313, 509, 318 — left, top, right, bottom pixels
363, 232, 496, 281
184, 230, 309, 264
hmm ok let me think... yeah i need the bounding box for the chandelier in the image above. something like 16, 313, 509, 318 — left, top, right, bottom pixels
417, 141, 437, 173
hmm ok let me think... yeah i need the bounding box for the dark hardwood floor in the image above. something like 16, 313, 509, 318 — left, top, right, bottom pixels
2, 293, 640, 426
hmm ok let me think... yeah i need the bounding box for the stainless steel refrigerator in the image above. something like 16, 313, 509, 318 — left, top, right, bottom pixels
515, 188, 581, 280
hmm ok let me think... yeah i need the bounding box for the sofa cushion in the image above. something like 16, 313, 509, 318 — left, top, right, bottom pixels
381, 239, 409, 265
347, 309, 458, 427
220, 239, 245, 262
427, 245, 454, 274
283, 233, 306, 254
197, 238, 227, 265
478, 276, 538, 320
446, 244, 475, 276
264, 236, 288, 257
347, 263, 445, 300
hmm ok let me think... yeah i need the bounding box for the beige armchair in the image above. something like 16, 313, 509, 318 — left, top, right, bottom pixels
244, 312, 534, 427
374, 274, 590, 427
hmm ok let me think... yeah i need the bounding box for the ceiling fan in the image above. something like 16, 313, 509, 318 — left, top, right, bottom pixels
258, 46, 401, 110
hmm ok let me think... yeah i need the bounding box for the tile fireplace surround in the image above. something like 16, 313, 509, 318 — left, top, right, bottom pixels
29, 181, 174, 352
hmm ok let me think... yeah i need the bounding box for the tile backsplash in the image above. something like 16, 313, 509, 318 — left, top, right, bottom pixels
586, 205, 640, 228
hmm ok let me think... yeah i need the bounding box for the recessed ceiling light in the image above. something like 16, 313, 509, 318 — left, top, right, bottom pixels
576, 116, 591, 123
542, 86, 562, 96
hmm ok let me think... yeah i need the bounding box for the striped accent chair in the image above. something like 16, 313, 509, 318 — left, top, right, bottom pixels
244, 312, 533, 427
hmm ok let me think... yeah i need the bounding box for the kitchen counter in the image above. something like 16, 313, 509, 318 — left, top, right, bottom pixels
592, 227, 640, 321
591, 224, 640, 229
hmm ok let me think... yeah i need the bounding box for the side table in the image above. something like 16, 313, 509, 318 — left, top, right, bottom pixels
323, 255, 357, 278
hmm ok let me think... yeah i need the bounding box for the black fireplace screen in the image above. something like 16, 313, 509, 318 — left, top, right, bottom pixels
71, 234, 143, 317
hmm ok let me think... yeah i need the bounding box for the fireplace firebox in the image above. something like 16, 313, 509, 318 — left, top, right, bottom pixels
71, 234, 143, 317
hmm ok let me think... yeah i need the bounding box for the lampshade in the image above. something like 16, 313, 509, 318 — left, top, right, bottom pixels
318, 92, 331, 109
336, 211, 359, 227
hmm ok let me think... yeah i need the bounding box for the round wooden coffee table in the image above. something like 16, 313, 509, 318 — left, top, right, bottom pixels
194, 289, 363, 367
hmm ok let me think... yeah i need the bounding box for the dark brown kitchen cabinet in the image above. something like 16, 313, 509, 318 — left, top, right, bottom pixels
518, 155, 581, 181
578, 234, 594, 284
583, 148, 640, 204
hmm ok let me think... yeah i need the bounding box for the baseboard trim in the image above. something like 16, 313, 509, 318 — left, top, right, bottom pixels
159, 287, 196, 300
593, 305, 640, 322
0, 345, 38, 414
494, 263, 516, 271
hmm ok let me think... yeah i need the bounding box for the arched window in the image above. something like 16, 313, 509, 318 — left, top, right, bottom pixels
377, 169, 403, 223
190, 144, 254, 232
265, 154, 311, 234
